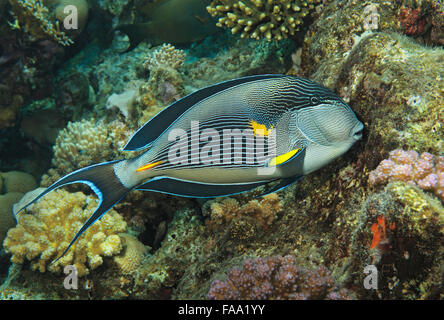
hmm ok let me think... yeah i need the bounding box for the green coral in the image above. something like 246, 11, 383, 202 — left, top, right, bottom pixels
207, 0, 322, 41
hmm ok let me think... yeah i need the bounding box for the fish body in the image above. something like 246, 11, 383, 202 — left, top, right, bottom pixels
17, 75, 363, 259
116, 0, 219, 51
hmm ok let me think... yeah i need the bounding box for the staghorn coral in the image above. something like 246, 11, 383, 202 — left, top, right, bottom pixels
208, 255, 353, 299
41, 118, 133, 186
207, 0, 322, 41
369, 149, 444, 201
3, 189, 127, 277
8, 0, 73, 46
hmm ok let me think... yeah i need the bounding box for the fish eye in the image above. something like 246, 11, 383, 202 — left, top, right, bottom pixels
310, 96, 320, 105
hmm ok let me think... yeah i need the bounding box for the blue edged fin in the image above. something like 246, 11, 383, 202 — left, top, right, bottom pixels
15, 160, 131, 263
123, 74, 286, 151
136, 176, 273, 198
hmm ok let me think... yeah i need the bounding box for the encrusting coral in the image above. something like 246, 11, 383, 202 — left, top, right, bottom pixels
203, 193, 282, 241
207, 0, 322, 40
3, 189, 127, 277
113, 233, 149, 274
369, 149, 444, 201
208, 255, 353, 299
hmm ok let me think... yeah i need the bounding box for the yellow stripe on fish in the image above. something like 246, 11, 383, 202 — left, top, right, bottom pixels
136, 161, 163, 172
249, 120, 274, 137
268, 148, 301, 167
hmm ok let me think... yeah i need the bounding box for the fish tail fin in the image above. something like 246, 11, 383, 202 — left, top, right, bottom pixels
16, 160, 132, 262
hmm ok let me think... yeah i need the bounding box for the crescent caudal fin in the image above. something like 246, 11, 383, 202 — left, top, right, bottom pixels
15, 160, 132, 263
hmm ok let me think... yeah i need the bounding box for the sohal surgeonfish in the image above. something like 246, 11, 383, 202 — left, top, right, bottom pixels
16, 75, 364, 260
116, 0, 219, 51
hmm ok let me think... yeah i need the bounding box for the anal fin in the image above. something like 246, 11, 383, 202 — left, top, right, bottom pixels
136, 176, 272, 198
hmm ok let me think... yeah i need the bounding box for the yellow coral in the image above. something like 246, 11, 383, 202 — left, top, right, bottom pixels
143, 44, 186, 71
387, 181, 444, 234
207, 0, 322, 41
205, 193, 282, 230
113, 234, 149, 274
3, 189, 127, 277
41, 119, 133, 186
8, 0, 73, 46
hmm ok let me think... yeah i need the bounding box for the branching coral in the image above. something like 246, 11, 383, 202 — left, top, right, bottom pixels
3, 189, 127, 277
143, 43, 186, 71
41, 118, 133, 186
208, 255, 353, 299
8, 0, 73, 46
141, 44, 186, 105
369, 149, 444, 201
207, 0, 322, 41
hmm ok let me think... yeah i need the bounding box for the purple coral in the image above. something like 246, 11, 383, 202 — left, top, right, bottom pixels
369, 149, 444, 201
208, 255, 352, 300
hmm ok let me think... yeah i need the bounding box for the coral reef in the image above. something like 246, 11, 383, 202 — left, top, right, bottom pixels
0, 193, 23, 247
3, 189, 127, 277
143, 43, 186, 71
8, 0, 73, 46
398, 1, 443, 45
105, 90, 137, 119
0, 0, 442, 301
208, 255, 353, 299
142, 43, 185, 105
0, 171, 37, 246
301, 1, 443, 156
41, 118, 133, 186
207, 0, 322, 40
369, 149, 444, 201
399, 6, 427, 37
203, 194, 281, 244
0, 171, 37, 194
183, 36, 295, 90
113, 234, 149, 274
349, 181, 443, 299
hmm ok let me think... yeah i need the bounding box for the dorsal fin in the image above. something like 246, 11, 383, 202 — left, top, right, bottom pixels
123, 74, 286, 151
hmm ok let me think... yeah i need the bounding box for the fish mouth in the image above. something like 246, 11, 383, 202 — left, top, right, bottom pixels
351, 121, 364, 141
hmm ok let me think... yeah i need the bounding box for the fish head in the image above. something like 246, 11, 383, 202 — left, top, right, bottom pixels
289, 95, 364, 174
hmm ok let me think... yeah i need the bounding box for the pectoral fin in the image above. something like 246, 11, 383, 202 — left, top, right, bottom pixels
267, 148, 304, 167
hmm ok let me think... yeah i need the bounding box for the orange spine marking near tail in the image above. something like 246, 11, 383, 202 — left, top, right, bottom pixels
136, 161, 163, 172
